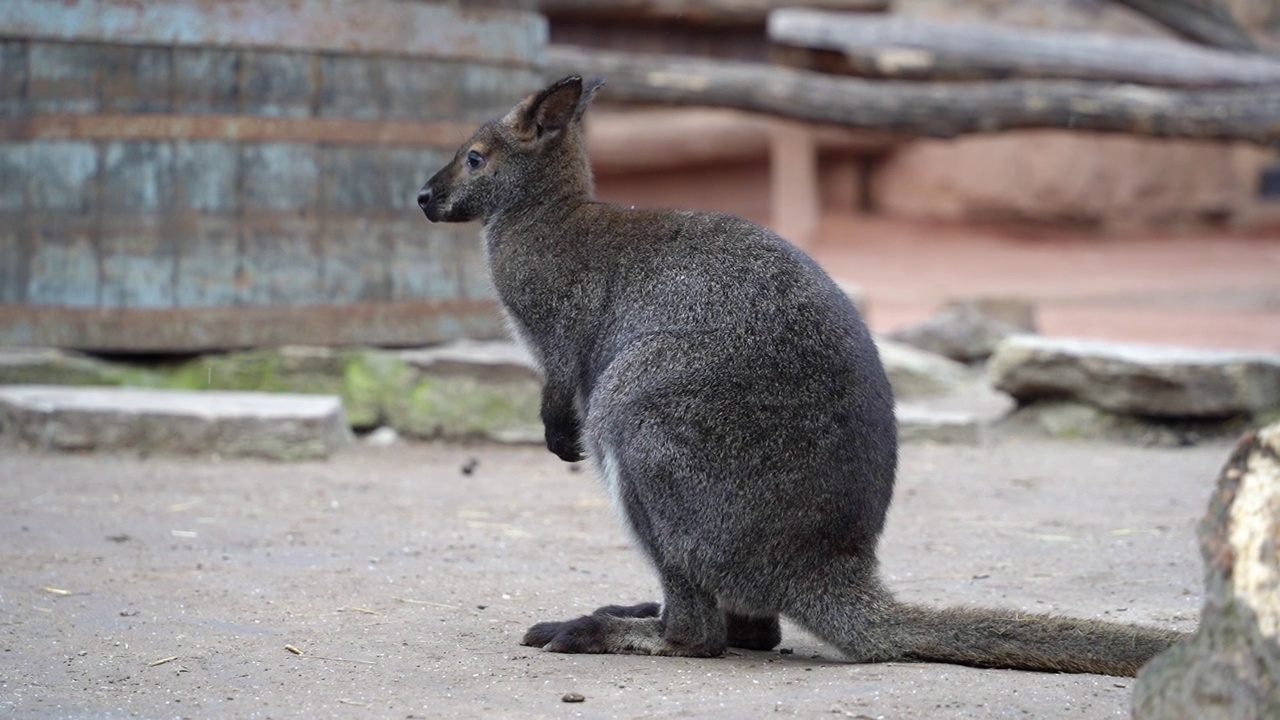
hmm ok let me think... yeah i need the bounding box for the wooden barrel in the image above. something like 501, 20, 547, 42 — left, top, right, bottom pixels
0, 0, 545, 352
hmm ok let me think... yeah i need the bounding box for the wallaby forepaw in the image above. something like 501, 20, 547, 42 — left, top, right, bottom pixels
522, 615, 609, 653
542, 425, 583, 458
544, 423, 584, 463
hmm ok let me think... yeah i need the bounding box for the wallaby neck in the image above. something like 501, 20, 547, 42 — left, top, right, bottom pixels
485, 186, 594, 241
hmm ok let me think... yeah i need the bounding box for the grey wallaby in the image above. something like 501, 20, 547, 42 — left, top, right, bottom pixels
417, 76, 1184, 676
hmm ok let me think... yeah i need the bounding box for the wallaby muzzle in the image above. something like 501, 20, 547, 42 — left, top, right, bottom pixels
418, 165, 467, 223
417, 177, 446, 222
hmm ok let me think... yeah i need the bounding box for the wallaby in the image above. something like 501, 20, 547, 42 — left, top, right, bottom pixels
417, 76, 1184, 676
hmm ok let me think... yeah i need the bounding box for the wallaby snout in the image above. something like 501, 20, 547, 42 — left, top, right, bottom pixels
417, 164, 463, 223
416, 186, 434, 216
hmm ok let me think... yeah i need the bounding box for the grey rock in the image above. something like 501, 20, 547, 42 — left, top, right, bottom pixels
875, 337, 972, 398
391, 341, 542, 441
890, 297, 1037, 362
997, 399, 1245, 447
399, 340, 540, 383
896, 405, 982, 445
989, 336, 1280, 418
1133, 423, 1280, 720
0, 348, 132, 386
0, 385, 351, 460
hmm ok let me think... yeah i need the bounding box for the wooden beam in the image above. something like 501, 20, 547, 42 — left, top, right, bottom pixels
1, 114, 474, 148
0, 0, 545, 67
767, 10, 1280, 88
538, 0, 886, 25
547, 45, 1280, 143
1108, 0, 1259, 52
585, 108, 901, 173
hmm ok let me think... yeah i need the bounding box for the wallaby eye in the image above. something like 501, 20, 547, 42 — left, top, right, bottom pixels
466, 150, 486, 171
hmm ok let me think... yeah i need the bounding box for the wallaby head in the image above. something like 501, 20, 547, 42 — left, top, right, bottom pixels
417, 75, 605, 224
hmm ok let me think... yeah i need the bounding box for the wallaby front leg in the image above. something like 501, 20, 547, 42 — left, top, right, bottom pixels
521, 574, 725, 657
540, 378, 582, 462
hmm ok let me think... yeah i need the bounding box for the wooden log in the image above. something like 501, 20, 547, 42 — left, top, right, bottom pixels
767, 9, 1280, 88
547, 45, 1280, 143
1109, 0, 1259, 52
586, 108, 902, 173
538, 0, 887, 25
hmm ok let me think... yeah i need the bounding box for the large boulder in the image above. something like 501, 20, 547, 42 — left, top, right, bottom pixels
1132, 423, 1280, 719
889, 297, 1037, 363
989, 337, 1280, 419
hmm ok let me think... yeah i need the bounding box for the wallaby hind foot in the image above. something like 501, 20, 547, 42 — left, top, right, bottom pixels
522, 603, 781, 654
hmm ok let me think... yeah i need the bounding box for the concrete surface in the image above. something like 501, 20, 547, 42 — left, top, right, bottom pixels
0, 438, 1224, 718
0, 386, 351, 460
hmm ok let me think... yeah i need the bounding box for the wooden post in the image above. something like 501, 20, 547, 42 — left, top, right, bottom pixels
770, 120, 820, 248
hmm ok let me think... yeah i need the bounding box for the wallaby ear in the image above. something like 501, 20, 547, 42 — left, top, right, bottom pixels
511, 76, 584, 140
574, 77, 605, 121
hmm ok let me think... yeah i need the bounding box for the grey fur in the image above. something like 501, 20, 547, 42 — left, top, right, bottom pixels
417, 76, 1184, 676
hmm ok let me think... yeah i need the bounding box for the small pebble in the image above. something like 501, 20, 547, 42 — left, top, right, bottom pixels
461, 458, 479, 476
562, 692, 585, 703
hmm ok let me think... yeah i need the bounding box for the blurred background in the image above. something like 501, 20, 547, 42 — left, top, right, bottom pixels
1, 0, 1278, 359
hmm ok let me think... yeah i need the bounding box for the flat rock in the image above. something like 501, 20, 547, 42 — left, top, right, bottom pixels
989, 337, 1280, 418
399, 340, 540, 383
0, 348, 133, 386
1133, 423, 1280, 719
889, 297, 1037, 363
875, 337, 972, 398
896, 405, 982, 445
0, 385, 352, 460
998, 399, 1248, 447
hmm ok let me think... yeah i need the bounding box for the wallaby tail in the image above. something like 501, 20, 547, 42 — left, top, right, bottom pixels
865, 603, 1185, 676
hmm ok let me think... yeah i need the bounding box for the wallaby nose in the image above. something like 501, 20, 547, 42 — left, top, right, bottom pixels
417, 187, 433, 210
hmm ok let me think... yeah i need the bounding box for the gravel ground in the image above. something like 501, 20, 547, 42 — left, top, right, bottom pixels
0, 437, 1227, 719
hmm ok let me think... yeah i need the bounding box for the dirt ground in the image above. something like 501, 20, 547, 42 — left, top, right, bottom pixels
0, 437, 1230, 719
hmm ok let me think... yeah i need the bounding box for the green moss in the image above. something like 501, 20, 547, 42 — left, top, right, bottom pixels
0, 351, 140, 386
340, 351, 411, 429
387, 375, 540, 440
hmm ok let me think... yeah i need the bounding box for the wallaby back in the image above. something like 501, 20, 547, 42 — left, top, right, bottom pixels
418, 76, 1185, 677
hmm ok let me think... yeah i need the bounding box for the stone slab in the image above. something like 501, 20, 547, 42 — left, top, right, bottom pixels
896, 404, 983, 445
875, 336, 973, 398
398, 340, 540, 383
0, 385, 351, 460
989, 336, 1280, 419
0, 347, 130, 385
